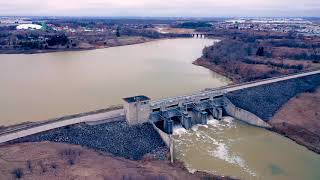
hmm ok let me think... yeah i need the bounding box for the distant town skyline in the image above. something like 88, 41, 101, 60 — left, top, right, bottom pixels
0, 0, 319, 17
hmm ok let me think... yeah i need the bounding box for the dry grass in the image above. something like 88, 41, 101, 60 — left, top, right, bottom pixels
270, 87, 320, 153
0, 142, 233, 180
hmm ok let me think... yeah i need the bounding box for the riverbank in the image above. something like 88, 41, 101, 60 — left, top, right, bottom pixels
225, 73, 320, 154
2, 120, 236, 179
0, 36, 154, 54
270, 87, 320, 153
226, 74, 320, 121
0, 142, 235, 180
195, 31, 320, 83
193, 57, 239, 83
10, 121, 167, 160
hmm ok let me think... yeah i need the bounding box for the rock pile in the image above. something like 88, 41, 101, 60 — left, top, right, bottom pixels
13, 121, 167, 160
227, 74, 320, 121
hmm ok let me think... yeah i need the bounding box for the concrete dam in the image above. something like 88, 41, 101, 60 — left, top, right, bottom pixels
0, 70, 319, 145
123, 70, 320, 134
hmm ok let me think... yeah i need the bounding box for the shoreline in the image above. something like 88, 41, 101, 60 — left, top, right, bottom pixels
2, 119, 236, 180
199, 55, 320, 155
269, 87, 320, 154
0, 36, 158, 55
0, 141, 236, 180
193, 57, 239, 83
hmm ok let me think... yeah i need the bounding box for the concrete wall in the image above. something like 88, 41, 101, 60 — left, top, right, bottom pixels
0, 109, 124, 144
224, 98, 271, 128
124, 101, 151, 125
151, 122, 174, 163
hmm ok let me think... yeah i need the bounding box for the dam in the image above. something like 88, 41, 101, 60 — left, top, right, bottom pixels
1, 70, 319, 143
123, 70, 320, 134
1, 70, 320, 180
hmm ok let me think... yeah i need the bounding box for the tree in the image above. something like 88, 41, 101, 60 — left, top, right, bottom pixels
256, 47, 264, 56
116, 27, 121, 37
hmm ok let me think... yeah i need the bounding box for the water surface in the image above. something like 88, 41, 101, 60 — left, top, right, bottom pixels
0, 38, 229, 125
173, 117, 320, 180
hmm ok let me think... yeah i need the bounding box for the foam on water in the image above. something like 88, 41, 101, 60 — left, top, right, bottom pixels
207, 119, 220, 126
222, 116, 234, 124
174, 116, 257, 178
173, 125, 188, 136
191, 125, 199, 131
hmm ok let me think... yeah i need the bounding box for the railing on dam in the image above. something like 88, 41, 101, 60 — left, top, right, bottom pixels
206, 69, 320, 92
150, 90, 225, 109
0, 105, 124, 137
150, 69, 320, 109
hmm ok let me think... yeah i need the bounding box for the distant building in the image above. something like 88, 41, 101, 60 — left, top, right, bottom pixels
16, 24, 42, 30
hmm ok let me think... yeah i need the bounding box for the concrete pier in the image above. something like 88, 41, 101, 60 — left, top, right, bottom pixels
182, 112, 192, 129
200, 111, 208, 125
217, 108, 223, 120
163, 118, 173, 134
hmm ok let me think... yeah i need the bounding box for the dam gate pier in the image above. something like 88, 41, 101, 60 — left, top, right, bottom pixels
123, 91, 225, 134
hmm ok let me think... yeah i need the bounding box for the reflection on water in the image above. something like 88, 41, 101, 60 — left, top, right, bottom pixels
0, 38, 230, 125
173, 117, 320, 180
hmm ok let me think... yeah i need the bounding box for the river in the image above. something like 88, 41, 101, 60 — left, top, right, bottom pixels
173, 117, 320, 180
1, 38, 319, 180
0, 38, 228, 125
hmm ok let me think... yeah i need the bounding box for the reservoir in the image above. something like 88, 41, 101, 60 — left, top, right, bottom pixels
0, 38, 228, 125
1, 38, 319, 180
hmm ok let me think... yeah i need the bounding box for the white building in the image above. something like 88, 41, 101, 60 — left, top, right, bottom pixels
16, 24, 42, 30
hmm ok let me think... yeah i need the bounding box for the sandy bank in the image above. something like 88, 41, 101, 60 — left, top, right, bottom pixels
270, 87, 320, 153
0, 142, 235, 180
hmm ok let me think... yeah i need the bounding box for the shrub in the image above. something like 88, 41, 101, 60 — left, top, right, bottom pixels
51, 163, 58, 169
26, 160, 32, 172
11, 168, 23, 179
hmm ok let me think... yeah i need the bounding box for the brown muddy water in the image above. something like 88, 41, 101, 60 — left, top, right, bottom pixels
0, 38, 228, 125
173, 117, 320, 180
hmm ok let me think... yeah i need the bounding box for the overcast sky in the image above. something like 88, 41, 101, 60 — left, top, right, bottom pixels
0, 0, 319, 17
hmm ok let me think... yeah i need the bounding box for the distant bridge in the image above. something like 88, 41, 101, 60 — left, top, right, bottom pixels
190, 32, 217, 38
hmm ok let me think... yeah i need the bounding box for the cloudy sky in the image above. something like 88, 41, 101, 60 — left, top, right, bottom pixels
0, 0, 319, 17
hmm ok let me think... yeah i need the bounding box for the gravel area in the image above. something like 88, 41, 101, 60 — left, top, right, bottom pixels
226, 74, 320, 121
11, 121, 167, 160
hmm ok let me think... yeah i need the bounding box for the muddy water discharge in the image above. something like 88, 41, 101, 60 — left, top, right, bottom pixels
0, 38, 230, 125
173, 117, 320, 180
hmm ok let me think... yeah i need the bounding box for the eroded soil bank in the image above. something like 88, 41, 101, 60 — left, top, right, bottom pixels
225, 73, 320, 154
270, 87, 320, 153
0, 142, 234, 180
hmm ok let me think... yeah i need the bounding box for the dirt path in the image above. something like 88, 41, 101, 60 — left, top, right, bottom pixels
270, 87, 320, 153
0, 142, 234, 180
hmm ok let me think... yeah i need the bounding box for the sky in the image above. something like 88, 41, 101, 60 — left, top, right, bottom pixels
0, 0, 319, 17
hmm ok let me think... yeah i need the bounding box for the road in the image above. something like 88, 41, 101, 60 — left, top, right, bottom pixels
222, 70, 320, 93
0, 109, 124, 144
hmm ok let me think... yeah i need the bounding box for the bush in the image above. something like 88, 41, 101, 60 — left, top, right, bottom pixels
26, 160, 32, 172
11, 168, 23, 179
46, 34, 69, 46
51, 163, 58, 169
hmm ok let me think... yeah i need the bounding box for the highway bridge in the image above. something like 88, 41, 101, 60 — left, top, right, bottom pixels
0, 70, 319, 143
